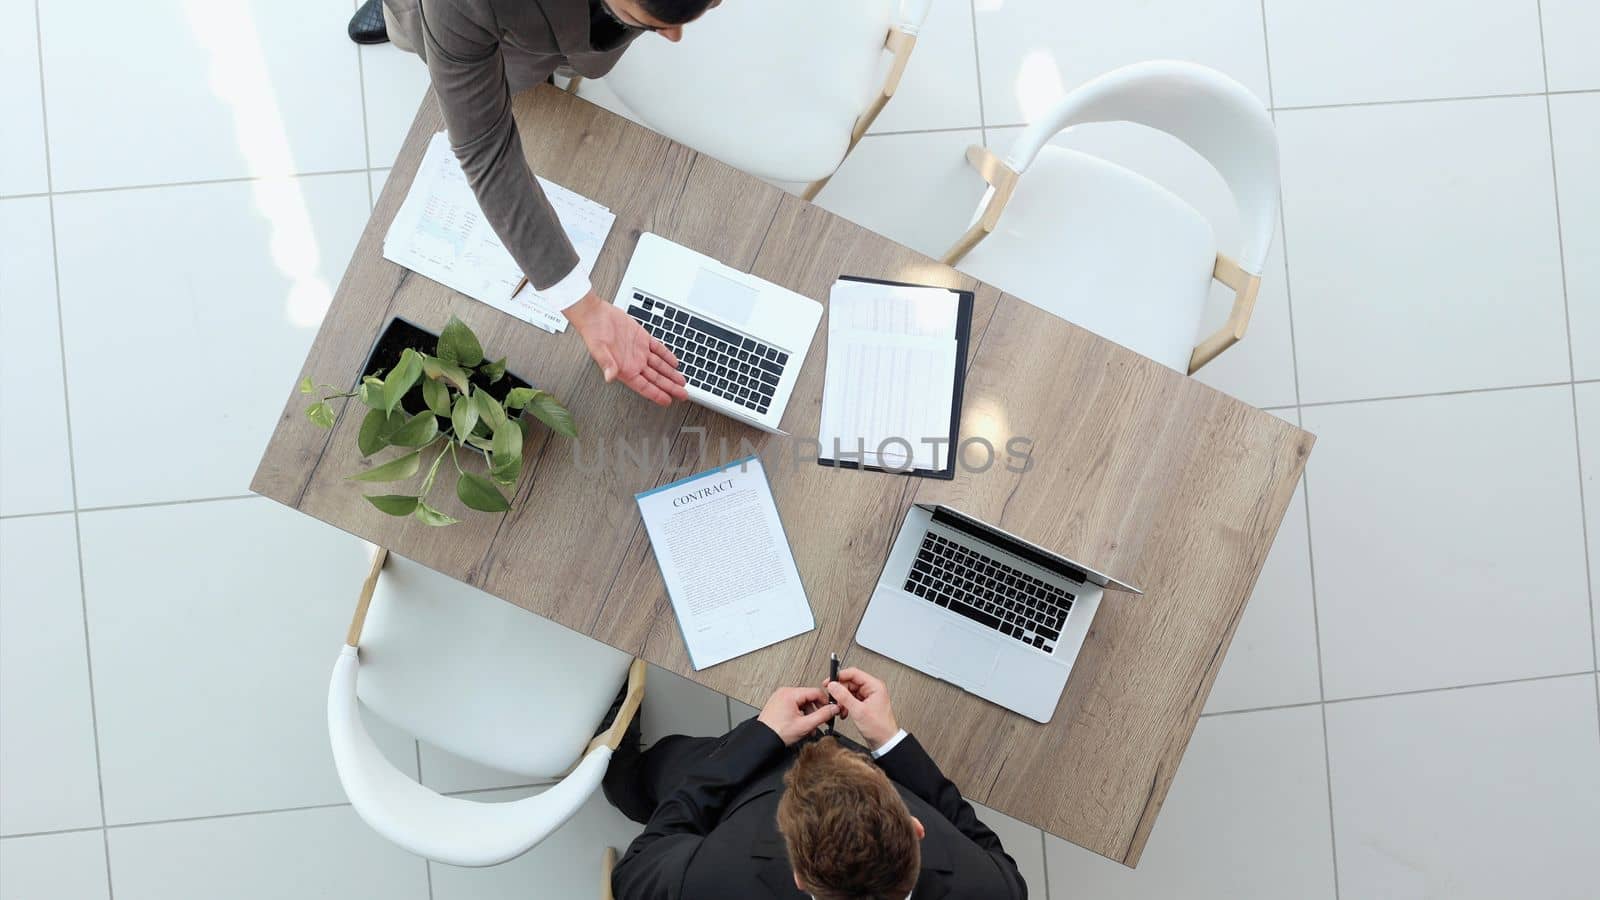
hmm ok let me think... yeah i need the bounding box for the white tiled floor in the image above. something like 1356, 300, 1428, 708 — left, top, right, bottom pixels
1, 2, 1597, 899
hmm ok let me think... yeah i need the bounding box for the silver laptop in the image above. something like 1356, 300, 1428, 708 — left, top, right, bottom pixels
856, 504, 1140, 723
615, 233, 822, 434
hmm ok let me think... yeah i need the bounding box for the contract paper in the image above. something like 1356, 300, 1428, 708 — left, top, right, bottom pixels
818, 280, 961, 471
635, 457, 815, 669
382, 132, 616, 334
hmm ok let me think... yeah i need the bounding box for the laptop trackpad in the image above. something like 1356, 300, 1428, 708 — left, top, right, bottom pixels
690, 267, 757, 326
932, 625, 998, 689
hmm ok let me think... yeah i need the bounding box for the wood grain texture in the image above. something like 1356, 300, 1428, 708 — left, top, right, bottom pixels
251, 85, 1313, 865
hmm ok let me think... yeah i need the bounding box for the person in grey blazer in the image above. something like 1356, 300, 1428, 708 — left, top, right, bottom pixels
348, 0, 721, 406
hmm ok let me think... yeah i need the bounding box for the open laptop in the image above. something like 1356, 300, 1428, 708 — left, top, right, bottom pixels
856, 504, 1140, 723
615, 233, 822, 433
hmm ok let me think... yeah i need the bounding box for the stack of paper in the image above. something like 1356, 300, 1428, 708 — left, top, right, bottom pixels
382, 131, 617, 334
818, 280, 962, 472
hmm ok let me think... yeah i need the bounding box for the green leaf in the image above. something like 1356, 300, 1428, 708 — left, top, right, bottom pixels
436, 316, 484, 367
474, 388, 507, 433
413, 501, 460, 527
450, 394, 479, 442
387, 412, 439, 448
364, 494, 419, 516
421, 377, 450, 417
348, 449, 422, 482
358, 379, 385, 410
456, 471, 511, 512
357, 408, 402, 456
421, 357, 472, 394
383, 348, 423, 413
299, 376, 315, 394
525, 392, 577, 438
490, 416, 523, 485
482, 357, 507, 384
503, 386, 537, 410
419, 447, 447, 496
464, 434, 494, 452
305, 401, 335, 429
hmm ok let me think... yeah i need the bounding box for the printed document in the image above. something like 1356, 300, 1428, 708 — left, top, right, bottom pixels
382, 132, 616, 334
818, 280, 961, 471
635, 457, 815, 669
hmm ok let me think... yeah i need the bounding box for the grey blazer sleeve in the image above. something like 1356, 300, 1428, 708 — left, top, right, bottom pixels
417, 0, 580, 290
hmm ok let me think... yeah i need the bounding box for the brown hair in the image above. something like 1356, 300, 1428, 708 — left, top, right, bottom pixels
776, 737, 920, 900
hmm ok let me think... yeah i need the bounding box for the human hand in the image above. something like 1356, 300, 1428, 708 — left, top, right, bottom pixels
825, 667, 900, 751
564, 291, 688, 406
756, 686, 839, 747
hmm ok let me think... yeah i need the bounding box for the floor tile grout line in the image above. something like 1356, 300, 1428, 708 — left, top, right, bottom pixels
0, 493, 263, 521
1319, 702, 1340, 897
5, 775, 567, 841
0, 167, 373, 202
1575, 384, 1599, 676
1256, 0, 1277, 110
1533, 2, 1597, 707
1198, 698, 1323, 719
966, 88, 1600, 133
871, 123, 987, 139
1198, 668, 1600, 720
1272, 88, 1594, 113
0, 824, 106, 841
967, 0, 988, 133
1038, 825, 1051, 900
1298, 379, 1577, 410
32, 0, 114, 893
352, 0, 376, 211
1535, 0, 1553, 94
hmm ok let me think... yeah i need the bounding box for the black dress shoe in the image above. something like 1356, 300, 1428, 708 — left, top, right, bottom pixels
348, 0, 389, 45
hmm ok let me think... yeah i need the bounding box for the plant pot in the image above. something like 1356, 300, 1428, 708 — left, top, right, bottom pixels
359, 317, 532, 423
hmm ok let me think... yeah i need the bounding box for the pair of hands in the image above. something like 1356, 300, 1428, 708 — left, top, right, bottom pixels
565, 291, 689, 406
756, 666, 901, 750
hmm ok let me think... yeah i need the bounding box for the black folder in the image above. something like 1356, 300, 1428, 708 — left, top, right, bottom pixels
816, 274, 975, 481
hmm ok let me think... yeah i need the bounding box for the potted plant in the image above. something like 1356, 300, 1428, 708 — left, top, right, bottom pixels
302, 316, 576, 526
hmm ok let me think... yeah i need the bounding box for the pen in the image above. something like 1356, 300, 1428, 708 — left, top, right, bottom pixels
512, 275, 529, 298
826, 653, 840, 735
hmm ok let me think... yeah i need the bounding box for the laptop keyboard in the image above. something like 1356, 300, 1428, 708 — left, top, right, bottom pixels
903, 532, 1073, 653
625, 292, 788, 416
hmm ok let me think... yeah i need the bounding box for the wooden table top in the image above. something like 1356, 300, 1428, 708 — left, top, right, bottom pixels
253, 85, 1313, 867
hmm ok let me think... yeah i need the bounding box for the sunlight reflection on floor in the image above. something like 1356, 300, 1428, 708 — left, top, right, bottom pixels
184, 0, 332, 329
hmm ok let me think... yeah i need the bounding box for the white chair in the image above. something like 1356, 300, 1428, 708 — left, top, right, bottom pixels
328, 547, 645, 868
577, 0, 931, 199
941, 60, 1281, 374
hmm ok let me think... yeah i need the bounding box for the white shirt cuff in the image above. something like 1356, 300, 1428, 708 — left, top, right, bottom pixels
535, 264, 592, 312
871, 729, 909, 759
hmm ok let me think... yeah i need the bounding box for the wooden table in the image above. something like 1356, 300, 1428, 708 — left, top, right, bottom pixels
253, 86, 1312, 866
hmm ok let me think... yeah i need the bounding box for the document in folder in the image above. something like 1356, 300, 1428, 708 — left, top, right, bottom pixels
635, 457, 815, 669
817, 279, 969, 475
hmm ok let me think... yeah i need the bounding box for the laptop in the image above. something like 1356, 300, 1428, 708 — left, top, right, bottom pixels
615, 233, 822, 433
855, 504, 1140, 723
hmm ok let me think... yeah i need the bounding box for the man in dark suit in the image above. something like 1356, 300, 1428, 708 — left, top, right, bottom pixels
346, 0, 718, 407
603, 666, 1029, 899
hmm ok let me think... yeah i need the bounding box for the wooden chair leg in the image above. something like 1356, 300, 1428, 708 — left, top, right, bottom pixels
586, 659, 647, 754
1187, 254, 1262, 374
346, 545, 389, 647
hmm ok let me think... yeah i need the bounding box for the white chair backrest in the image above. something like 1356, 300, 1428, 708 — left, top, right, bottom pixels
329, 646, 613, 867
355, 553, 631, 778
1002, 60, 1279, 274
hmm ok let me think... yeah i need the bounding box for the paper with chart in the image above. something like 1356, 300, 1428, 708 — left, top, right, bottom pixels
818, 281, 961, 471
635, 457, 815, 670
383, 131, 616, 333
